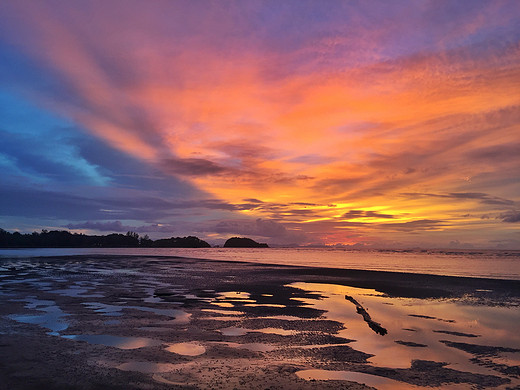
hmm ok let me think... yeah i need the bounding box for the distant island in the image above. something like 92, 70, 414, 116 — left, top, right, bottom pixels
0, 228, 210, 248
223, 237, 269, 248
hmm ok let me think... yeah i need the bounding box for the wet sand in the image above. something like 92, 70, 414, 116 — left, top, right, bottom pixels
0, 254, 519, 389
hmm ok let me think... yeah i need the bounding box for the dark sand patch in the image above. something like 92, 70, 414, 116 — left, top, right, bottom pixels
440, 340, 520, 356
433, 330, 480, 338
394, 340, 428, 348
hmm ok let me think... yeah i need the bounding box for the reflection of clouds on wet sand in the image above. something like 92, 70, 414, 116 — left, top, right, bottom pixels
290, 282, 520, 387
8, 297, 70, 336
2, 255, 520, 389
63, 334, 162, 349
166, 342, 206, 356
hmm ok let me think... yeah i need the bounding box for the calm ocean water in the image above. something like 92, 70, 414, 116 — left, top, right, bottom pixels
1, 247, 519, 280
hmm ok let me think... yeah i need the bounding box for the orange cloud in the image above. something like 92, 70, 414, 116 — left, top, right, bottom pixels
1, 1, 519, 246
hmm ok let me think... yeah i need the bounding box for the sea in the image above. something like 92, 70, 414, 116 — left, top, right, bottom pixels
1, 247, 519, 280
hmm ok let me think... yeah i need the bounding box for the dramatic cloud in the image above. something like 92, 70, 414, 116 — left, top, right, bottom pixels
499, 211, 520, 223
212, 218, 306, 244
402, 192, 516, 207
65, 221, 136, 232
375, 219, 446, 232
343, 210, 395, 220
0, 1, 519, 247
161, 157, 228, 177
65, 221, 178, 233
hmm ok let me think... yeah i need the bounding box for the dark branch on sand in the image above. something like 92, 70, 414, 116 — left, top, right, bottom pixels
345, 294, 388, 336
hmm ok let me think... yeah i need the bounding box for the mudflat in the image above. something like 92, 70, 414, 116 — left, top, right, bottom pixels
1, 255, 519, 389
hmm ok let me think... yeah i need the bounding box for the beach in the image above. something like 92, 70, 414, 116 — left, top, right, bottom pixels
1, 254, 519, 389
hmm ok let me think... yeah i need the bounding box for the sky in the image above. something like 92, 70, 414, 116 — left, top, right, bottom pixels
0, 0, 519, 248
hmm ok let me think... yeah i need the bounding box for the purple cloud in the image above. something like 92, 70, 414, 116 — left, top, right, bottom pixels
65, 221, 178, 233
499, 211, 520, 223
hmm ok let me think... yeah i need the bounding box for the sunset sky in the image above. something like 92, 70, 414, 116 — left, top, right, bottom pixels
1, 1, 519, 248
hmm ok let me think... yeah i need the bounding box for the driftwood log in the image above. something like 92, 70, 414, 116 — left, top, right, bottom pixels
345, 294, 388, 336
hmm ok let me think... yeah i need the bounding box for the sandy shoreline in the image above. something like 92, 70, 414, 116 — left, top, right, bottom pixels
1, 255, 519, 389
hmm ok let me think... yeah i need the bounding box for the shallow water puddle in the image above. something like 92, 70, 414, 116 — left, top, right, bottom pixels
83, 302, 191, 323
166, 342, 206, 356
218, 291, 250, 299
8, 297, 69, 335
62, 334, 162, 349
254, 327, 294, 336
51, 284, 104, 298
211, 302, 235, 308
200, 308, 245, 316
219, 326, 249, 336
296, 369, 408, 388
219, 326, 295, 336
290, 282, 520, 385
488, 352, 520, 366
198, 316, 244, 321
260, 315, 307, 321
184, 293, 213, 302
296, 369, 465, 389
211, 291, 257, 306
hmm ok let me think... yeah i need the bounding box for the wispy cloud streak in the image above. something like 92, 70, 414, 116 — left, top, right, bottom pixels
0, 1, 519, 247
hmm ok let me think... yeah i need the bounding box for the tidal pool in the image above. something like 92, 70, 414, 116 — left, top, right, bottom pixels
296, 369, 468, 389
290, 282, 520, 388
62, 334, 162, 349
83, 302, 191, 323
51, 284, 104, 298
200, 309, 245, 315
219, 326, 249, 336
8, 297, 70, 336
166, 342, 206, 356
219, 326, 294, 336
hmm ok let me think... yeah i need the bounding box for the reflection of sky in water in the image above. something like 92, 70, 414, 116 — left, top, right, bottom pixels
296, 369, 469, 390
219, 326, 249, 336
52, 284, 104, 298
219, 326, 295, 336
218, 291, 251, 299
210, 290, 295, 310
297, 369, 413, 389
211, 291, 256, 306
259, 315, 308, 321
290, 282, 520, 387
200, 309, 244, 316
82, 302, 190, 323
8, 297, 69, 336
166, 342, 206, 356
62, 334, 162, 349
212, 302, 234, 308
198, 316, 245, 321
243, 303, 286, 308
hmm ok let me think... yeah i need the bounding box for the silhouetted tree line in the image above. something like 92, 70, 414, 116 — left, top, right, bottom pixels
0, 228, 210, 248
